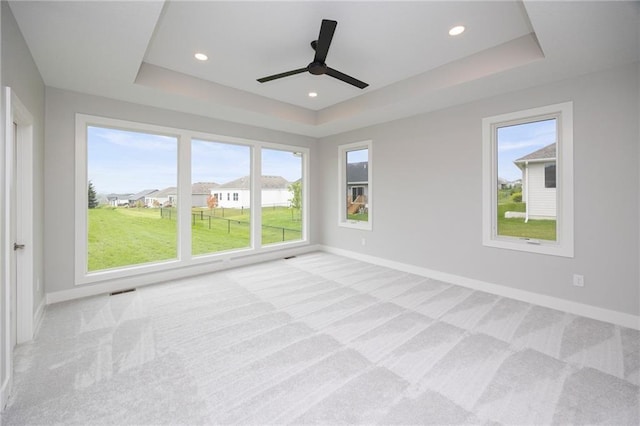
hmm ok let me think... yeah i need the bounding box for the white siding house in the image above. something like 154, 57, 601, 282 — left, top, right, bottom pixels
514, 143, 556, 220
191, 182, 219, 207
216, 176, 291, 208
145, 187, 177, 207
106, 193, 133, 207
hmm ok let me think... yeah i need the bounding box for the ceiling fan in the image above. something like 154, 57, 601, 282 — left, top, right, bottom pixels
257, 19, 369, 89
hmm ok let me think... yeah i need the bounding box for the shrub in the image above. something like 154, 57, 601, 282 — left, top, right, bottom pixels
511, 192, 522, 203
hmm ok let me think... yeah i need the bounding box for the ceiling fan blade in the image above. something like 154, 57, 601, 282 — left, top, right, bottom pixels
326, 67, 369, 89
313, 19, 337, 64
257, 67, 307, 83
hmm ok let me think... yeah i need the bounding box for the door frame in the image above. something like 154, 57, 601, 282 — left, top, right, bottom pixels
1, 87, 34, 410
7, 87, 35, 344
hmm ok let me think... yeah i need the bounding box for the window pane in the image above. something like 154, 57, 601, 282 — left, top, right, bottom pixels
87, 126, 178, 271
496, 119, 557, 241
545, 164, 556, 188
191, 140, 251, 256
261, 149, 303, 245
346, 149, 369, 222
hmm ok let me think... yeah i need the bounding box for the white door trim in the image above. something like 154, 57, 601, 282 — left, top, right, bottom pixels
7, 88, 35, 344
1, 91, 11, 412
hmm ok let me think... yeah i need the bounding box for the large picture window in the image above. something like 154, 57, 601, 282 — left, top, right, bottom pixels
261, 148, 304, 245
191, 140, 251, 256
86, 126, 178, 272
75, 114, 309, 284
482, 102, 573, 257
338, 141, 372, 230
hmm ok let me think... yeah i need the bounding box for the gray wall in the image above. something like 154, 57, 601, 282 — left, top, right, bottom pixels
1, 0, 46, 317
0, 0, 45, 399
44, 88, 318, 294
318, 63, 639, 316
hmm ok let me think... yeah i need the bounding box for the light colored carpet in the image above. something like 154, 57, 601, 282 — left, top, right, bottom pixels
2, 252, 638, 425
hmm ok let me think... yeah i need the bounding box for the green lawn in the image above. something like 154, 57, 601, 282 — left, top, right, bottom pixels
88, 207, 178, 271
497, 202, 556, 241
88, 206, 303, 271
347, 213, 368, 221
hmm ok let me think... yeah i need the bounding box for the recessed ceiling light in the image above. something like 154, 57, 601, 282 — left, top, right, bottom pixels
449, 25, 465, 36
308, 92, 318, 98
194, 52, 208, 61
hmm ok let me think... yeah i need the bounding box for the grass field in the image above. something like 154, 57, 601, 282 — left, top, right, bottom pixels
347, 213, 368, 221
88, 206, 302, 271
497, 201, 556, 241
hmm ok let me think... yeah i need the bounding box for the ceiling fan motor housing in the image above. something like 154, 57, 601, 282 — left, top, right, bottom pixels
308, 62, 327, 75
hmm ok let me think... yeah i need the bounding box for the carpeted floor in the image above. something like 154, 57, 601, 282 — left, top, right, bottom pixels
2, 252, 639, 425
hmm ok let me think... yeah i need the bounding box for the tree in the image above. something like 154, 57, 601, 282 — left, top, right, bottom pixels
88, 181, 99, 209
207, 194, 218, 210
288, 181, 301, 210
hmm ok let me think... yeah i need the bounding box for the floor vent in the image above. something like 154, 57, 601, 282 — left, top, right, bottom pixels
110, 288, 136, 296
284, 255, 297, 260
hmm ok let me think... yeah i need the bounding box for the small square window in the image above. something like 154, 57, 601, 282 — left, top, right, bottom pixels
545, 164, 556, 188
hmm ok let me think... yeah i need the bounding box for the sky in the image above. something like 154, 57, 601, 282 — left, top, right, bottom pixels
88, 122, 541, 193
347, 148, 368, 163
497, 118, 556, 182
87, 127, 302, 194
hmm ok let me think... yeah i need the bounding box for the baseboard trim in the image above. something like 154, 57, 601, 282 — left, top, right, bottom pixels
34, 298, 46, 336
320, 245, 640, 330
46, 244, 322, 305
0, 375, 12, 412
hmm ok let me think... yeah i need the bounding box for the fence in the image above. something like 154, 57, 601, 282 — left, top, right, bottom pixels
160, 206, 302, 243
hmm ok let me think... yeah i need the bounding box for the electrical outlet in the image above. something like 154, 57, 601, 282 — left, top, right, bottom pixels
573, 274, 584, 287
361, 238, 366, 246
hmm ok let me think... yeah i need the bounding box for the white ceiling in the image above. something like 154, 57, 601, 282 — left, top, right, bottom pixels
7, 1, 640, 138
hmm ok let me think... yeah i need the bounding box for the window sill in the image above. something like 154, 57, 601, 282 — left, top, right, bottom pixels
483, 236, 573, 258
339, 220, 372, 231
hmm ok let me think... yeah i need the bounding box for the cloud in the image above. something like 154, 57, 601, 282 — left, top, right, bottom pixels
498, 140, 547, 152
89, 126, 177, 152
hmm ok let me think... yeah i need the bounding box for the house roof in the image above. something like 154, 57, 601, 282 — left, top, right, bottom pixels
150, 187, 177, 198
347, 162, 368, 184
106, 193, 133, 200
191, 182, 219, 194
514, 143, 556, 164
129, 189, 158, 200
218, 175, 289, 190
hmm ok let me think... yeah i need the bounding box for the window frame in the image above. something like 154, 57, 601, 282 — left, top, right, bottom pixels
338, 140, 373, 231
481, 102, 574, 257
75, 114, 309, 285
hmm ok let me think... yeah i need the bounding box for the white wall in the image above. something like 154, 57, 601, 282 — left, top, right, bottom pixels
318, 63, 639, 317
0, 1, 45, 405
44, 88, 317, 295
262, 188, 291, 207
526, 162, 556, 219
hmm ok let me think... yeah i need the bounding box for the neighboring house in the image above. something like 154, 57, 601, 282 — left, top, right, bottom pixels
146, 187, 177, 207
216, 175, 291, 208
191, 182, 219, 207
106, 193, 133, 207
129, 189, 158, 207
513, 143, 556, 220
498, 177, 509, 190
498, 178, 522, 190
346, 161, 368, 214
